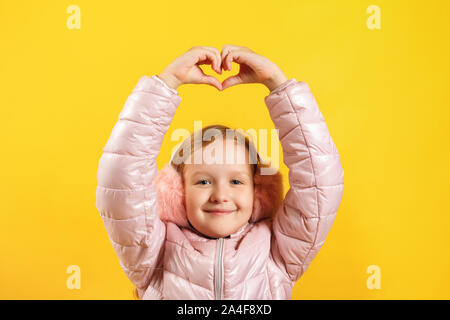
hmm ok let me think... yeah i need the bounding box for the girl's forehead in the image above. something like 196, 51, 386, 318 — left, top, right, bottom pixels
185, 163, 252, 176
188, 138, 251, 166
183, 139, 254, 177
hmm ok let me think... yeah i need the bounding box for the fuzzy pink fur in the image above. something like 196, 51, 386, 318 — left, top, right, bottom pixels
153, 165, 188, 227
153, 164, 284, 227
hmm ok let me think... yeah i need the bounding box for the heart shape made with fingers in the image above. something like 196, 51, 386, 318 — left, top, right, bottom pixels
169, 45, 286, 92
198, 60, 243, 91
197, 46, 258, 91
204, 62, 253, 92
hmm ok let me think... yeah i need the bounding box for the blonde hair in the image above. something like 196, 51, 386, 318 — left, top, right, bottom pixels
170, 124, 267, 178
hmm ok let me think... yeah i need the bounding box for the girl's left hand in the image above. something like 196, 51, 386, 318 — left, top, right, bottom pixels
220, 45, 288, 91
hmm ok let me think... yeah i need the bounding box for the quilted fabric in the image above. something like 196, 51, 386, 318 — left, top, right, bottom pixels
95, 75, 344, 299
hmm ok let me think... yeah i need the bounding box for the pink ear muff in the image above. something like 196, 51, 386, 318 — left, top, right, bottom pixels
153, 164, 284, 227
153, 164, 188, 227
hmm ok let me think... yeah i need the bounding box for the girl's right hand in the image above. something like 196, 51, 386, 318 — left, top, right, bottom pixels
159, 46, 223, 91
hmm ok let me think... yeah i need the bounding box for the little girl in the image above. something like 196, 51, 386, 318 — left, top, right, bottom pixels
96, 45, 344, 300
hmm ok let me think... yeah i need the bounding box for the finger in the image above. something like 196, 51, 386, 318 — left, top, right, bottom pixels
221, 46, 236, 70
221, 45, 252, 65
202, 75, 223, 91
221, 44, 243, 58
221, 45, 232, 64
221, 74, 243, 90
194, 64, 222, 90
196, 50, 214, 66
225, 50, 254, 71
195, 49, 214, 68
204, 47, 222, 74
224, 51, 239, 71
201, 47, 222, 74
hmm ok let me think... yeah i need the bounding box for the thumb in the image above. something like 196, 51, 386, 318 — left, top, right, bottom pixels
221, 74, 243, 91
201, 75, 223, 91
197, 68, 222, 90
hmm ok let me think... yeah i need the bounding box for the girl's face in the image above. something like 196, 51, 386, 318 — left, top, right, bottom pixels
183, 138, 254, 238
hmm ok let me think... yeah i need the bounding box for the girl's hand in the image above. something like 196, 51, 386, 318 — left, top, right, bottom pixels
159, 46, 223, 91
220, 45, 288, 92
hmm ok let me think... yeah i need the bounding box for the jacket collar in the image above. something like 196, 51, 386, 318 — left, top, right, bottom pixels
186, 219, 250, 240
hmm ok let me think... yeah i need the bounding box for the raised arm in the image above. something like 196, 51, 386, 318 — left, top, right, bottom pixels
265, 79, 344, 282
217, 44, 344, 282
95, 75, 181, 295
96, 47, 224, 298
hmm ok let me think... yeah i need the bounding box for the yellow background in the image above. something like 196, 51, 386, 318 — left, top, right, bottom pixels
1, 0, 449, 299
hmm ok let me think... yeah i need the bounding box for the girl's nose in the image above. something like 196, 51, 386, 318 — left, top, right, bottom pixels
209, 184, 230, 203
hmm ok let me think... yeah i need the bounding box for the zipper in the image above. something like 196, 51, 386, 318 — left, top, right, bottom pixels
215, 238, 224, 300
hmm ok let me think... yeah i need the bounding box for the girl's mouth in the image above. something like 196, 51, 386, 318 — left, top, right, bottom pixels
204, 209, 235, 216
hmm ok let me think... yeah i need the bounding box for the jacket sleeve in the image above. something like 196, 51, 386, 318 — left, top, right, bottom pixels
264, 79, 344, 282
95, 75, 181, 293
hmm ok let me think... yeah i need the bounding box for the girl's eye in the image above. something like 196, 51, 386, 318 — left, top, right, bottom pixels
196, 180, 243, 185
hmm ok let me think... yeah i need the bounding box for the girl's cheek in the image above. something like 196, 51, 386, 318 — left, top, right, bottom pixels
187, 188, 208, 206
237, 187, 254, 208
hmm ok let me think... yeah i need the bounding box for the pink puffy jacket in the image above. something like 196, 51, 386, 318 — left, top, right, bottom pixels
95, 75, 344, 300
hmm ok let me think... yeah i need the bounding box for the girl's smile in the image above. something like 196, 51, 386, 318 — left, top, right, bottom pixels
203, 208, 236, 216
